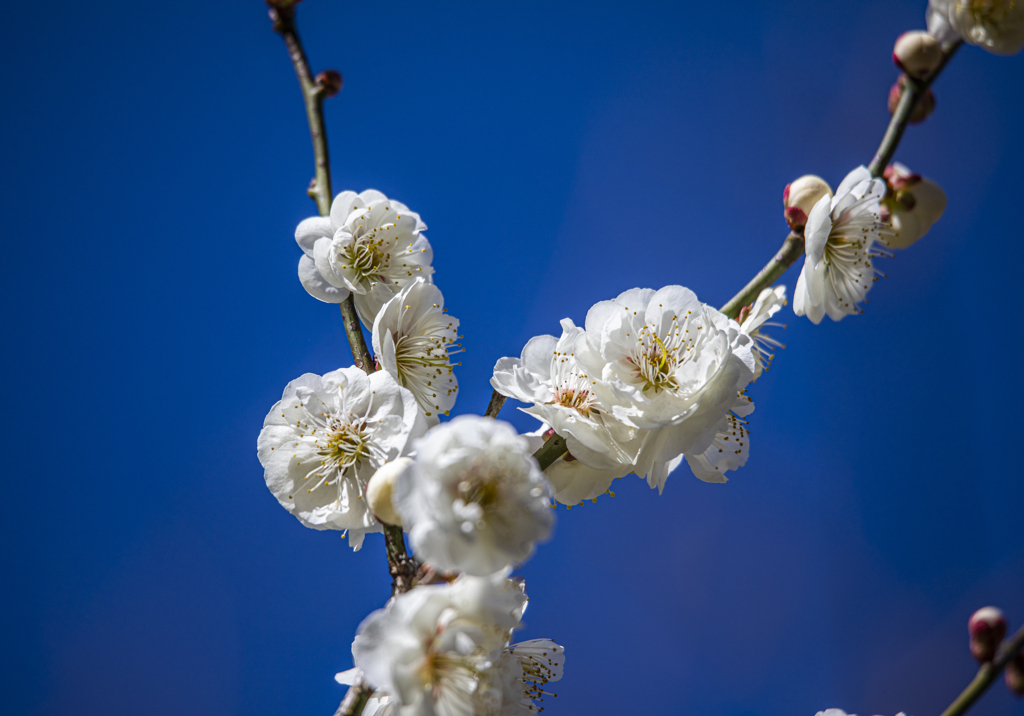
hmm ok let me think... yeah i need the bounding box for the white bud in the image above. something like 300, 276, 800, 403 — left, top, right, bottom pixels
366, 457, 413, 526
783, 175, 832, 230
893, 31, 943, 78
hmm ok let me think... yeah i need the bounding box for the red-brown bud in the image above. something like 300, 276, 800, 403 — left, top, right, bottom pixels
888, 76, 936, 124
316, 70, 343, 97
893, 31, 943, 78
969, 607, 1007, 663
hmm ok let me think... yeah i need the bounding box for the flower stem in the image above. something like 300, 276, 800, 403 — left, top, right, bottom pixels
939, 623, 1024, 716
720, 41, 960, 319
334, 679, 373, 716
484, 389, 507, 418
533, 431, 568, 471
267, 2, 374, 376
868, 42, 961, 178
720, 231, 804, 319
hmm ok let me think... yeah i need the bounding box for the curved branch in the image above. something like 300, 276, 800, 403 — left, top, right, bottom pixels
533, 431, 568, 471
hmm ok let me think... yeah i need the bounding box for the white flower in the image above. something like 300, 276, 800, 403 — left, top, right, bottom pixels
352, 572, 527, 716
497, 639, 565, 715
683, 393, 753, 484
928, 0, 1024, 55
575, 286, 756, 491
294, 189, 433, 326
373, 278, 461, 424
523, 426, 628, 506
491, 318, 638, 470
881, 163, 947, 250
257, 367, 427, 550
793, 166, 893, 324
394, 416, 554, 576
738, 285, 787, 380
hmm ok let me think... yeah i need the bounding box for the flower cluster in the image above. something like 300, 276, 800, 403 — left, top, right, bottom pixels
493, 285, 760, 502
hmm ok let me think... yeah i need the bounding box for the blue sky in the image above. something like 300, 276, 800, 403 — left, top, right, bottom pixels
2, 1, 1023, 715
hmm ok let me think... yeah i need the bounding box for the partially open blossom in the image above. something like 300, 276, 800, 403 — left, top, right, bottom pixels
576, 286, 756, 492
373, 278, 461, 423
684, 394, 753, 483
498, 639, 565, 714
794, 166, 894, 324
366, 457, 412, 526
888, 76, 936, 124
969, 606, 1007, 662
523, 426, 628, 505
784, 175, 832, 230
738, 285, 787, 380
395, 416, 554, 575
928, 0, 1024, 55
352, 572, 527, 716
881, 163, 947, 249
257, 367, 426, 550
294, 189, 433, 326
893, 31, 943, 77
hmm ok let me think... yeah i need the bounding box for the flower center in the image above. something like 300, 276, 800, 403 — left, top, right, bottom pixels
321, 419, 371, 474
339, 228, 392, 281
631, 315, 700, 393
965, 0, 1015, 25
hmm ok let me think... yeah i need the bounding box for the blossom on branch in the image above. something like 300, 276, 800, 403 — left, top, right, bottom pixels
257, 367, 426, 550
738, 285, 787, 380
351, 572, 528, 716
294, 189, 434, 326
373, 278, 461, 424
576, 286, 756, 492
794, 166, 893, 324
394, 416, 554, 575
928, 0, 1024, 55
881, 163, 947, 249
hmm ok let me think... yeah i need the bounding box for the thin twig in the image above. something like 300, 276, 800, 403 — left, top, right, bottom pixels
939, 623, 1024, 716
341, 301, 374, 374
720, 41, 961, 318
484, 389, 507, 418
334, 678, 373, 716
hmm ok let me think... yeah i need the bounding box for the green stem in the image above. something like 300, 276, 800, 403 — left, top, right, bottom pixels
533, 432, 568, 471
484, 389, 507, 418
721, 41, 961, 318
720, 231, 804, 319
268, 2, 374, 377
940, 623, 1024, 716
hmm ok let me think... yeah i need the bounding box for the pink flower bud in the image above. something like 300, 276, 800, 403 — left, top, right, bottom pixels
1006, 653, 1024, 697
893, 31, 943, 78
888, 76, 936, 124
783, 175, 832, 230
883, 163, 922, 192
969, 606, 1007, 663
316, 70, 343, 97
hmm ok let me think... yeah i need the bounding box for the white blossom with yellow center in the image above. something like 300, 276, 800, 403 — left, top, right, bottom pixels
575, 286, 756, 491
928, 0, 1024, 55
257, 367, 426, 550
794, 166, 894, 325
373, 278, 461, 425
352, 572, 527, 716
394, 416, 554, 576
294, 189, 434, 326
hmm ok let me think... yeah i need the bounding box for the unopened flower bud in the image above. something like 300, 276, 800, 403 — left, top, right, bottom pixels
969, 606, 1007, 663
893, 31, 943, 78
1006, 653, 1024, 696
783, 175, 832, 230
316, 70, 343, 97
366, 457, 413, 526
888, 76, 936, 124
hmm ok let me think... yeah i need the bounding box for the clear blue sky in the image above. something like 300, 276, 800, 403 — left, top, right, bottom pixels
2, 1, 1023, 715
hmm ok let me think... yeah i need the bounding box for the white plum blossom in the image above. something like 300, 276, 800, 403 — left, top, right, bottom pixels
294, 189, 434, 326
881, 163, 947, 250
928, 0, 1024, 54
352, 572, 527, 716
738, 285, 787, 380
257, 367, 426, 550
373, 278, 461, 424
491, 317, 637, 471
497, 639, 565, 715
683, 392, 753, 484
523, 426, 627, 506
575, 286, 756, 492
794, 166, 893, 324
394, 416, 554, 576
